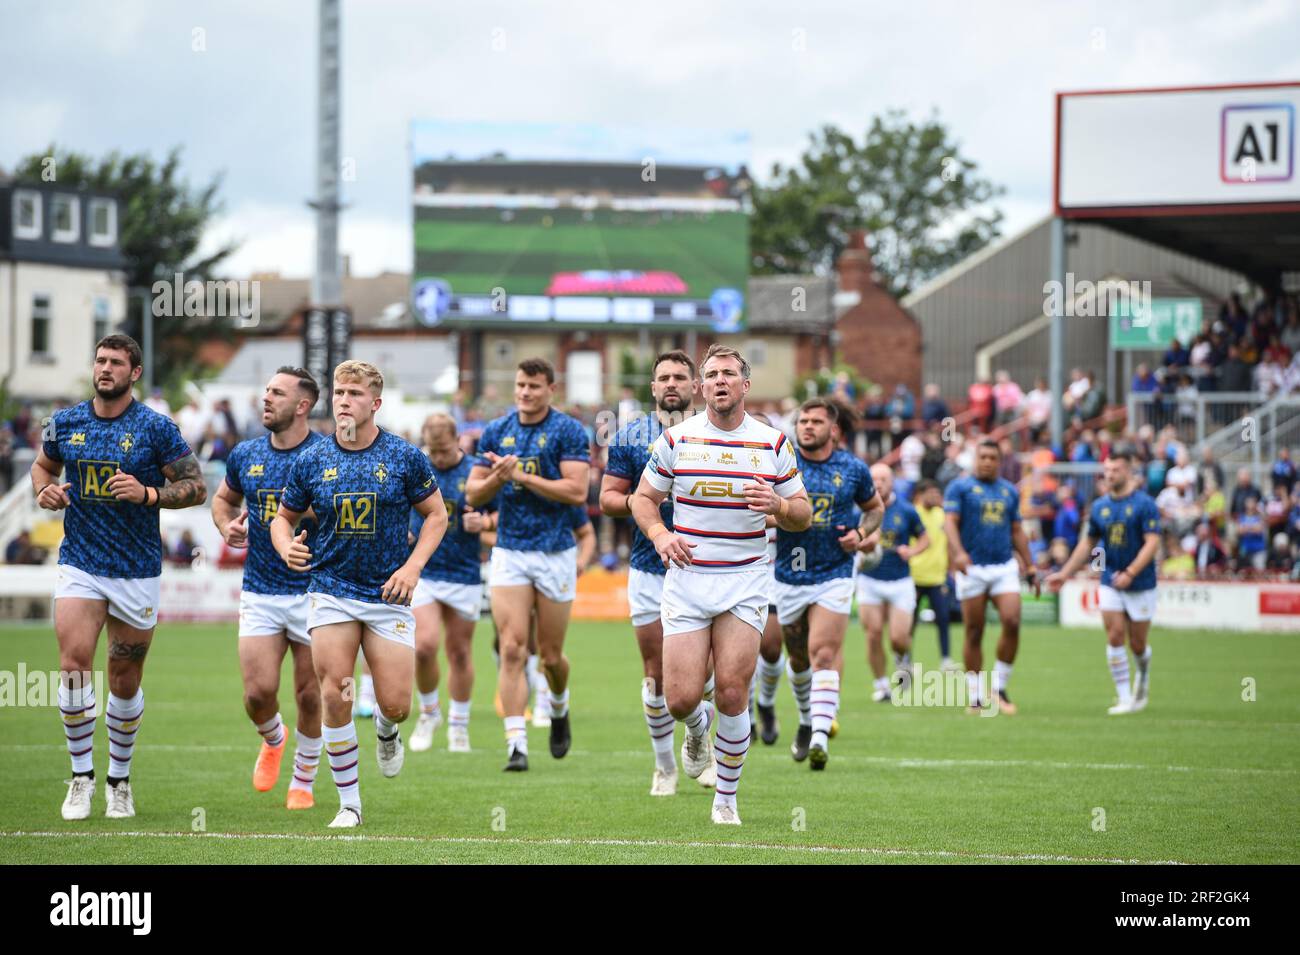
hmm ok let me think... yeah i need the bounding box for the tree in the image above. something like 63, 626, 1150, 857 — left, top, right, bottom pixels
750, 111, 1004, 299
12, 145, 238, 388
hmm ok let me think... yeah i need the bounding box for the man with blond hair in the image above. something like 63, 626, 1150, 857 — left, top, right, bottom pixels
272, 360, 448, 827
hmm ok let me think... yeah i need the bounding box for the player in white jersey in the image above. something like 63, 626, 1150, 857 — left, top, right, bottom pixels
632, 344, 811, 825
748, 412, 789, 746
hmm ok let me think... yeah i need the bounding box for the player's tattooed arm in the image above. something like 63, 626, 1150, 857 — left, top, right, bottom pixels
158, 453, 208, 509
858, 491, 885, 539
108, 638, 150, 663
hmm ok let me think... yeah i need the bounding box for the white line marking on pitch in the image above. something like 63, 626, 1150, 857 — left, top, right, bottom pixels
0, 829, 1190, 865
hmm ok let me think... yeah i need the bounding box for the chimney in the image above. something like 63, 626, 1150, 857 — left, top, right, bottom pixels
836, 229, 877, 295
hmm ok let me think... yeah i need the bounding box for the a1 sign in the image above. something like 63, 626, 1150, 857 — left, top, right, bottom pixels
1221, 103, 1295, 184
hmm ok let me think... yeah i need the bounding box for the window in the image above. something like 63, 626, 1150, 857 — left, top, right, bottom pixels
93, 296, 112, 345
51, 194, 79, 243
746, 339, 768, 368
88, 198, 116, 247
14, 190, 42, 240
31, 294, 51, 356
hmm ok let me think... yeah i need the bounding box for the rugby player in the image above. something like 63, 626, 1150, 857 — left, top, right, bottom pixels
775, 398, 881, 769
909, 479, 956, 672
272, 361, 447, 827
632, 344, 811, 824
600, 350, 698, 796
1046, 449, 1158, 714
943, 440, 1036, 714
212, 367, 325, 808
33, 335, 207, 820
466, 358, 590, 771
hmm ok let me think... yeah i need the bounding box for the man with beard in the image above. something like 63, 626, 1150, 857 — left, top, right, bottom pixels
599, 350, 707, 797
32, 335, 208, 820
1046, 449, 1159, 715
271, 361, 448, 828
774, 397, 881, 769
211, 368, 326, 808
631, 344, 811, 825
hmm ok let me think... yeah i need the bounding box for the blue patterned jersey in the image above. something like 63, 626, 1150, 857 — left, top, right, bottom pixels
411, 452, 494, 586
569, 505, 590, 531
281, 430, 438, 602
1087, 491, 1160, 591
943, 475, 1020, 566
776, 448, 876, 585
476, 408, 590, 553
42, 398, 192, 579
224, 431, 325, 595
605, 414, 673, 575
864, 497, 926, 581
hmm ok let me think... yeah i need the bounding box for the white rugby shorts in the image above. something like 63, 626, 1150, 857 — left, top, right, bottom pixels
490, 546, 577, 603
55, 564, 160, 630
773, 576, 854, 626
661, 566, 768, 637
307, 592, 415, 648
412, 577, 482, 622
954, 558, 1021, 601
628, 566, 666, 627
854, 575, 918, 613
238, 591, 311, 644
1097, 584, 1157, 622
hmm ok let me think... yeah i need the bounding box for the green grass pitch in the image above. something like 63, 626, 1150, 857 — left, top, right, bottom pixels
413, 207, 748, 299
0, 619, 1297, 864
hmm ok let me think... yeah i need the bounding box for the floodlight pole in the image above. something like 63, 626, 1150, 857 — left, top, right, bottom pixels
1049, 216, 1066, 450
310, 0, 342, 309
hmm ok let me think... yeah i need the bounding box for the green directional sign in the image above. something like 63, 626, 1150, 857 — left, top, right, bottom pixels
1110, 297, 1202, 350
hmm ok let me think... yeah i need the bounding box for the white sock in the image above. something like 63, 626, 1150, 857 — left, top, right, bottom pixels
757, 653, 784, 707
713, 709, 751, 809
106, 688, 144, 780
256, 712, 285, 748
59, 681, 97, 776
1107, 645, 1131, 704
896, 651, 912, 669
526, 654, 541, 690
374, 711, 399, 739
993, 660, 1013, 695
449, 698, 471, 730
1137, 645, 1152, 672
290, 732, 321, 792
873, 675, 889, 693
642, 682, 676, 772
702, 673, 716, 703
359, 673, 375, 701
810, 669, 840, 749
548, 688, 570, 718
418, 689, 440, 715
966, 671, 982, 705
683, 700, 714, 739
323, 722, 361, 810
786, 660, 812, 727
504, 715, 527, 755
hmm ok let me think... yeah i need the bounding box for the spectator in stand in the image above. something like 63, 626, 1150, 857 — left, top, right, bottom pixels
1200, 476, 1227, 532
1193, 521, 1227, 575
1272, 448, 1297, 496
1264, 480, 1290, 533
0, 423, 12, 494
144, 387, 171, 417
992, 369, 1023, 425
938, 438, 965, 488
1235, 497, 1268, 571
1157, 475, 1200, 538
919, 429, 946, 481
1166, 447, 1196, 490
1281, 306, 1300, 356
1230, 467, 1262, 518
1162, 534, 1196, 580
5, 530, 48, 565
1196, 445, 1224, 497
886, 383, 915, 421
1174, 373, 1199, 428
920, 383, 949, 427
1052, 483, 1081, 551
1024, 377, 1052, 444
997, 437, 1021, 485
1267, 533, 1294, 574
1070, 429, 1100, 464
168, 529, 199, 568
1287, 485, 1300, 545
1026, 472, 1058, 542
966, 376, 994, 433
862, 383, 886, 455
898, 429, 925, 487
1063, 367, 1089, 410
1219, 344, 1253, 393
1263, 334, 1291, 367
1163, 338, 1191, 371
1131, 362, 1159, 394
1076, 370, 1106, 423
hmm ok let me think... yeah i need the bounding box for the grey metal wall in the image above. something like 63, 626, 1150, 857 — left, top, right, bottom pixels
903, 217, 1247, 400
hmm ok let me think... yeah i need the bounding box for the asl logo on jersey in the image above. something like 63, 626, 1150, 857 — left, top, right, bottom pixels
119, 433, 135, 453
246, 464, 265, 478
77, 460, 121, 504
334, 492, 376, 536
688, 479, 745, 499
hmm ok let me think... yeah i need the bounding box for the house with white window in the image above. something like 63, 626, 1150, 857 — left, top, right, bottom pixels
0, 177, 128, 400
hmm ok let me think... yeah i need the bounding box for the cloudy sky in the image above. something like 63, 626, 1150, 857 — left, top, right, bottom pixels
2, 0, 1296, 279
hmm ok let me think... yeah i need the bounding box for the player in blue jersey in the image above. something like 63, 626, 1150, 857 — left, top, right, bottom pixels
1047, 449, 1159, 714
943, 439, 1037, 715
271, 361, 448, 828
408, 413, 497, 754
212, 367, 325, 809
774, 397, 882, 769
466, 358, 591, 771
857, 463, 929, 705
32, 335, 208, 821
600, 349, 700, 796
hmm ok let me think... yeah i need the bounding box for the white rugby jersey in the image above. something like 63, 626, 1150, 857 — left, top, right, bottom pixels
643, 411, 804, 571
